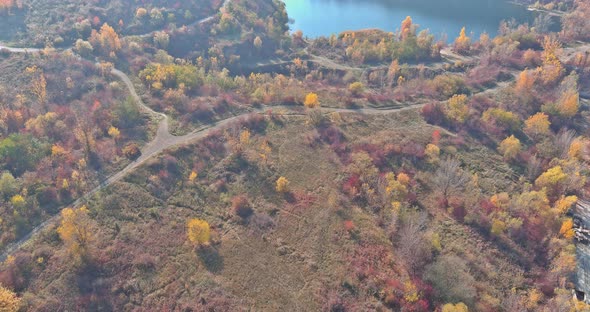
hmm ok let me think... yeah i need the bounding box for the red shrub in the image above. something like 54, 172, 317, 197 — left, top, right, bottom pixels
431, 130, 440, 145
343, 220, 355, 232
343, 175, 361, 196
420, 102, 445, 125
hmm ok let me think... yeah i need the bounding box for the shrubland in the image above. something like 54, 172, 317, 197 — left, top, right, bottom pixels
0, 0, 589, 310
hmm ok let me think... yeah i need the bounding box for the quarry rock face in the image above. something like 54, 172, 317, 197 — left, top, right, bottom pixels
575, 200, 590, 302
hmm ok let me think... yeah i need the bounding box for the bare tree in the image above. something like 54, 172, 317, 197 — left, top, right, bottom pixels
433, 158, 470, 199
526, 155, 543, 182
554, 128, 576, 159
395, 210, 431, 274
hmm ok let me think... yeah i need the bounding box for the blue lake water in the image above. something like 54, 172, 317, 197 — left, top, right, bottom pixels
283, 0, 535, 41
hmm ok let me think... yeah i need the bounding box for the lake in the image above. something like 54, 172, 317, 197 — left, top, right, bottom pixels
283, 0, 535, 41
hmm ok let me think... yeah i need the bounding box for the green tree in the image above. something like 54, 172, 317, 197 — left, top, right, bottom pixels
424, 255, 476, 306
0, 171, 17, 199
115, 97, 141, 129
0, 134, 46, 176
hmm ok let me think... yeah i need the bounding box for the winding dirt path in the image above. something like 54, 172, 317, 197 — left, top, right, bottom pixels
0, 37, 521, 261
0, 38, 440, 261
2, 9, 590, 261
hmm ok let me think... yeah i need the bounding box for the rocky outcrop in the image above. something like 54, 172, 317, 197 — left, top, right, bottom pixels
575, 200, 590, 302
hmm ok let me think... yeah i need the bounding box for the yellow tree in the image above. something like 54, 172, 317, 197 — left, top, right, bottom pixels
188, 170, 198, 182
515, 69, 535, 94
454, 27, 470, 53
535, 165, 567, 190
239, 129, 251, 145
554, 195, 578, 215
524, 112, 550, 138
259, 140, 272, 163
89, 23, 122, 57
387, 59, 400, 86
446, 94, 469, 123
540, 36, 563, 84
442, 302, 468, 312
400, 16, 413, 40
498, 135, 521, 160
568, 138, 585, 160
304, 92, 319, 108
10, 195, 25, 209
276, 176, 289, 193
0, 285, 20, 312
57, 206, 93, 259
348, 82, 364, 96
558, 88, 579, 118
26, 66, 47, 107
186, 218, 210, 246
560, 218, 575, 239
108, 126, 120, 141
425, 143, 440, 164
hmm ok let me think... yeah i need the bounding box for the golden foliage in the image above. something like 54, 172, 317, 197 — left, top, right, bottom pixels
525, 288, 543, 310
26, 67, 47, 105
57, 206, 92, 259
0, 285, 20, 312
51, 144, 66, 158
385, 172, 408, 202
89, 23, 122, 56
425, 144, 440, 163
239, 129, 251, 145
446, 94, 469, 123
491, 219, 506, 236
136, 7, 147, 19
490, 192, 510, 210
188, 170, 198, 182
515, 69, 534, 94
498, 135, 521, 160
388, 59, 399, 84
524, 112, 550, 138
454, 27, 470, 53
348, 82, 364, 95
403, 281, 420, 303
554, 195, 578, 215
258, 140, 272, 163
304, 92, 319, 108
397, 75, 405, 86
9, 195, 24, 208
539, 36, 563, 84
442, 302, 469, 312
568, 138, 584, 160
108, 126, 120, 139
276, 176, 290, 193
560, 218, 574, 239
535, 166, 567, 189
400, 16, 413, 40
397, 173, 410, 186
558, 89, 579, 118
186, 218, 210, 245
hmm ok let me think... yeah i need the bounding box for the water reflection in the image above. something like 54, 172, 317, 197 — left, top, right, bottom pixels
284, 0, 534, 40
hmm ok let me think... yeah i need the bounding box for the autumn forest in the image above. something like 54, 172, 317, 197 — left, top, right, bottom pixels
0, 0, 589, 310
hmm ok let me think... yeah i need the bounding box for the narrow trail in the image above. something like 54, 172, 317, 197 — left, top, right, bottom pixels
0, 40, 521, 261
0, 38, 437, 261
1, 10, 590, 260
